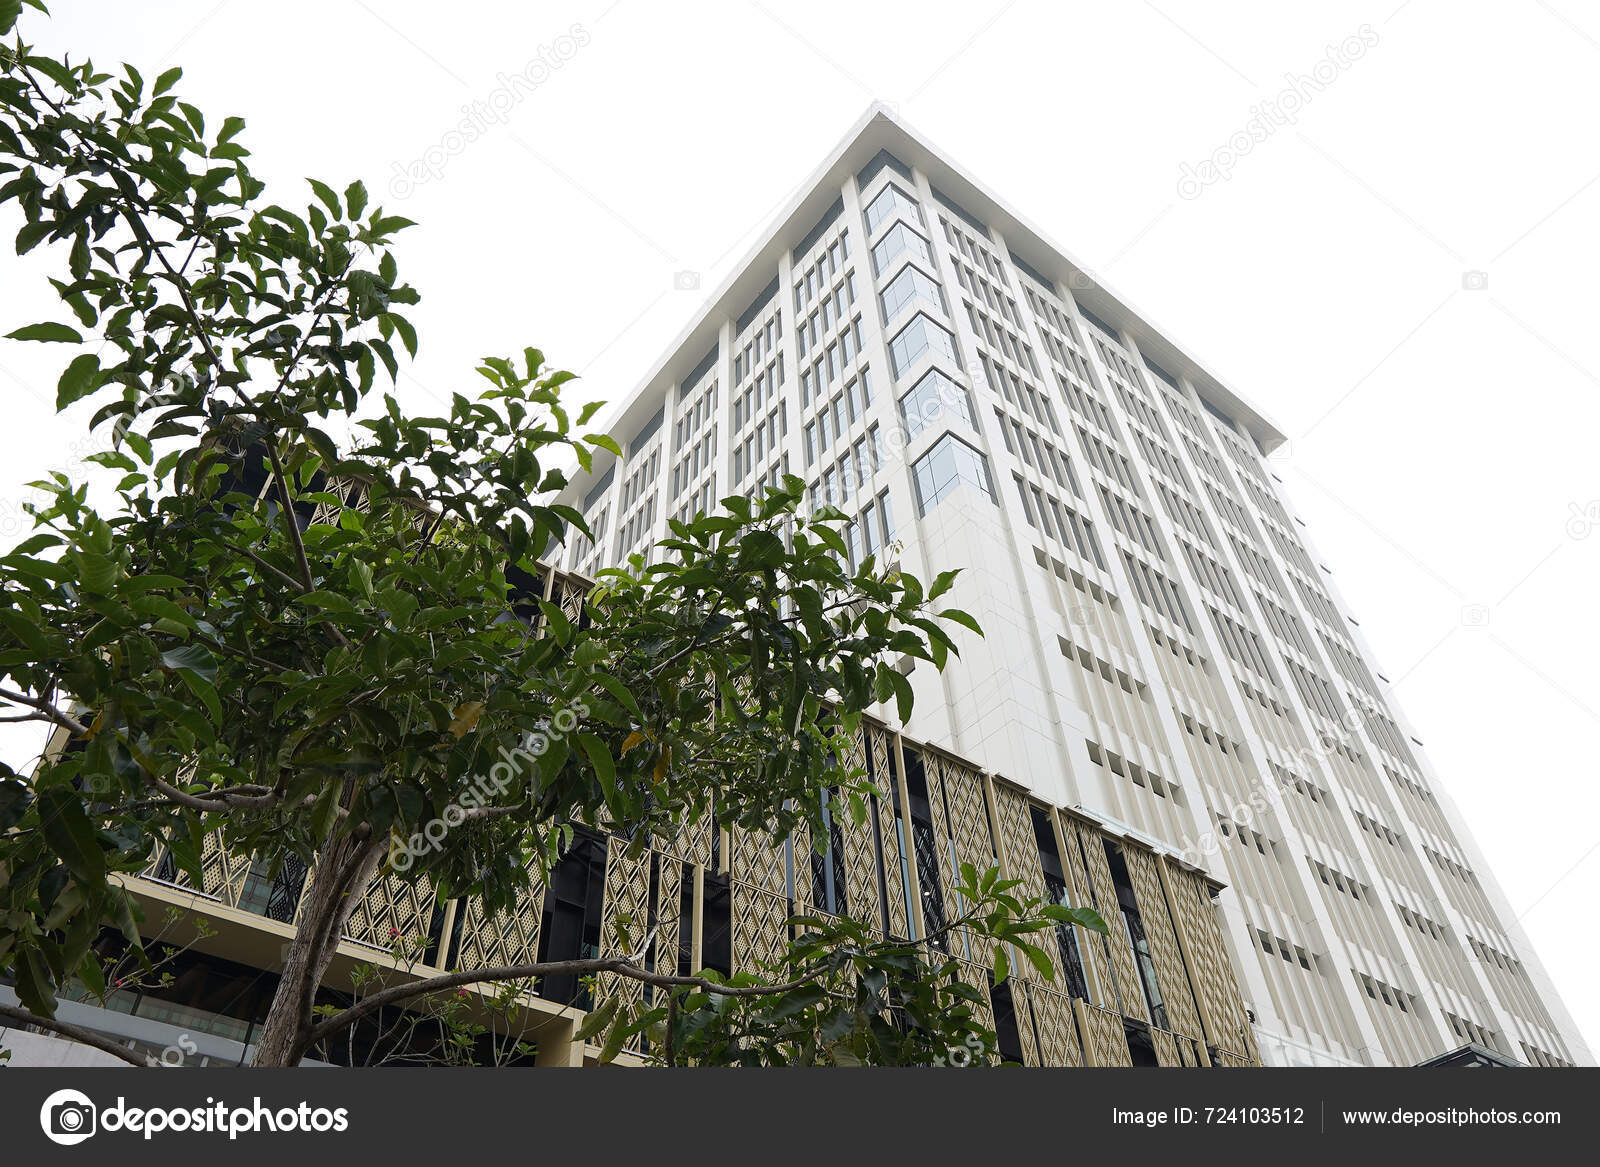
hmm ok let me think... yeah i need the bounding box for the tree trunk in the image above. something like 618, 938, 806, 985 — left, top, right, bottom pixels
252, 834, 384, 1067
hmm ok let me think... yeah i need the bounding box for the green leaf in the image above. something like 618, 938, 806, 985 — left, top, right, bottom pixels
37, 786, 105, 886
56, 353, 102, 408
576, 733, 615, 786
345, 180, 368, 220
573, 996, 618, 1043
161, 642, 218, 683
153, 65, 182, 95
992, 944, 1010, 985
6, 322, 81, 343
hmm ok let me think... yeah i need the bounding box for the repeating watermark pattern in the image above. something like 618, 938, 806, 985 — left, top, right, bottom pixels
930, 1030, 987, 1066
40, 1087, 348, 1143
389, 698, 589, 871
1564, 501, 1599, 539
1177, 25, 1380, 200
388, 25, 591, 199
672, 270, 701, 292
1460, 603, 1492, 628
1461, 270, 1489, 291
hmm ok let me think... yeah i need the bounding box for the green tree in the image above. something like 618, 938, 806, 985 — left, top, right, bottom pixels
0, 2, 1103, 1068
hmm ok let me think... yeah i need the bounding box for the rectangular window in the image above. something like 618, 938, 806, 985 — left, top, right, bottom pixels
911, 434, 996, 515
864, 182, 922, 235
879, 263, 945, 325
889, 313, 957, 378
871, 221, 933, 277
899, 368, 975, 441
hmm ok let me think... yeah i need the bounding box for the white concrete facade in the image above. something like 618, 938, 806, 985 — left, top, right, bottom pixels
556, 106, 1590, 1068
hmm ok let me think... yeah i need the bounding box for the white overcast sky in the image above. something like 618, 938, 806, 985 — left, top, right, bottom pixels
3, 1, 1597, 1055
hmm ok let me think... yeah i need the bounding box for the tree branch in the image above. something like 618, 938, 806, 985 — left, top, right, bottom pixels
301, 957, 831, 1053
0, 1002, 156, 1067
0, 686, 87, 736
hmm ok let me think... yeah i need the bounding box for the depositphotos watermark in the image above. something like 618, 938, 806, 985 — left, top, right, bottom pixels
40, 1088, 349, 1144
389, 699, 589, 871
388, 25, 590, 199
1177, 24, 1380, 199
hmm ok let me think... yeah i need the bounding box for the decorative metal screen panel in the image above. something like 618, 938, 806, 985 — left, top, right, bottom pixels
597, 837, 652, 1049
344, 872, 435, 953
1024, 983, 1084, 1066
926, 753, 998, 964
989, 779, 1053, 984
455, 876, 544, 972
1072, 821, 1149, 1024
728, 823, 787, 896
1164, 864, 1260, 1062
1151, 1025, 1184, 1067
1075, 1001, 1134, 1066
865, 726, 912, 939
1121, 845, 1205, 1042
731, 880, 790, 973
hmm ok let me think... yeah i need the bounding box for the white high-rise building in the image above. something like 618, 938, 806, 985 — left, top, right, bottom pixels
557, 106, 1588, 1068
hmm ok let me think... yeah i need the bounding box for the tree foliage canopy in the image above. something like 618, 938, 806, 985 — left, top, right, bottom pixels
0, 1, 1103, 1067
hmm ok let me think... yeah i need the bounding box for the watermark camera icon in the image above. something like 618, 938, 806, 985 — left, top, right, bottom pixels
40, 1088, 97, 1145
1461, 270, 1489, 291
673, 270, 701, 291
1459, 603, 1492, 628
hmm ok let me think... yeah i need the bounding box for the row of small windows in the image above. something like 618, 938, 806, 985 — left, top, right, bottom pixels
1285, 659, 1344, 726
829, 489, 897, 572
730, 407, 787, 486
1423, 845, 1479, 888
1258, 928, 1315, 972
1176, 711, 1242, 759
1128, 427, 1192, 494
965, 301, 1041, 380
1113, 378, 1173, 447
1016, 476, 1104, 570
1271, 761, 1332, 808
731, 364, 784, 433
1086, 739, 1176, 801
979, 353, 1059, 434
1465, 935, 1525, 980
803, 368, 875, 466
796, 271, 858, 361
1384, 764, 1436, 808
1396, 902, 1447, 941
673, 382, 717, 456
1124, 552, 1194, 633
670, 430, 718, 500
1208, 606, 1276, 684
1075, 424, 1142, 498
1443, 1011, 1499, 1052
1354, 809, 1404, 849
951, 252, 1023, 331
1310, 858, 1369, 904
1098, 483, 1161, 554
1216, 814, 1273, 858
998, 409, 1080, 497
618, 446, 660, 515
731, 313, 782, 387
1356, 971, 1416, 1014
794, 225, 851, 310
810, 430, 881, 513
1059, 373, 1117, 436
1255, 589, 1311, 656
1183, 540, 1245, 610
1059, 636, 1150, 702
798, 316, 864, 405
